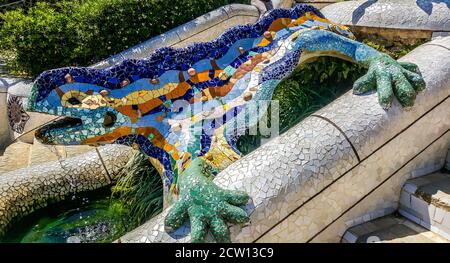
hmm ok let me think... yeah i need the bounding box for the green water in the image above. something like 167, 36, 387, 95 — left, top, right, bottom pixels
0, 188, 130, 243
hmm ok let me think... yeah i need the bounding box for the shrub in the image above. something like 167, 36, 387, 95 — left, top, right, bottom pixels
0, 0, 250, 76
236, 57, 366, 155
1, 2, 79, 76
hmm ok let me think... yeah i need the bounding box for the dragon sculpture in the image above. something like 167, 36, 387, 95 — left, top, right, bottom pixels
27, 4, 425, 242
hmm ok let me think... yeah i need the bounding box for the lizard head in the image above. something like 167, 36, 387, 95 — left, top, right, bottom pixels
28, 67, 132, 146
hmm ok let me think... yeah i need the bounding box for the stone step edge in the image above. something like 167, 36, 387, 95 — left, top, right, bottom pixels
342, 213, 450, 243
415, 187, 450, 212
399, 171, 450, 240
399, 208, 450, 241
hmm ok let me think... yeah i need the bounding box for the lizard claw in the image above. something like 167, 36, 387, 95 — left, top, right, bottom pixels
164, 158, 250, 243
353, 54, 425, 109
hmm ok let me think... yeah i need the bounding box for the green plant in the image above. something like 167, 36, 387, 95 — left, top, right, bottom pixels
355, 30, 429, 60
0, 0, 250, 76
237, 57, 366, 155
363, 40, 428, 60
275, 57, 366, 131
0, 2, 81, 76
111, 151, 163, 228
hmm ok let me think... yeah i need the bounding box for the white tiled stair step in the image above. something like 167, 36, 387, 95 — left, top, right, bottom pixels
28, 137, 94, 167
342, 214, 449, 243
399, 172, 450, 240
0, 141, 32, 174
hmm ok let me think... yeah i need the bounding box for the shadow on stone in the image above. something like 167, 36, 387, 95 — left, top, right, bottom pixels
416, 0, 450, 15
352, 0, 378, 24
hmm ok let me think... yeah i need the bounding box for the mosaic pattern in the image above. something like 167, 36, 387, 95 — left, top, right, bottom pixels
118, 37, 450, 244
27, 4, 425, 242
0, 145, 133, 236
7, 95, 30, 134
321, 0, 450, 32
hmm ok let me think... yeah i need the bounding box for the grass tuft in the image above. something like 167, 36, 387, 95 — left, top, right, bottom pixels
111, 151, 163, 228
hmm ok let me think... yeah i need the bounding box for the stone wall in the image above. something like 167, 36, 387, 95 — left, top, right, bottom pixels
0, 145, 134, 236
313, 134, 450, 242
0, 82, 8, 153
321, 0, 450, 40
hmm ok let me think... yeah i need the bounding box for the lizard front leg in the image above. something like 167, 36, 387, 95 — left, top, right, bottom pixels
294, 30, 426, 109
164, 158, 249, 243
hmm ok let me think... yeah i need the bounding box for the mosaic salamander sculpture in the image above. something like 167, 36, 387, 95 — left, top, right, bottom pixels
27, 4, 425, 242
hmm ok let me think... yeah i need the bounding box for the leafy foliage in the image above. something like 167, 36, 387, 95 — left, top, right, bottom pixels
0, 0, 249, 76
274, 57, 366, 133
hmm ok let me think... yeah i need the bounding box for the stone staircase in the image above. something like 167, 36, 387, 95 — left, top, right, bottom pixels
342, 149, 450, 243
399, 172, 450, 240
342, 213, 449, 243
0, 141, 31, 174
0, 139, 93, 174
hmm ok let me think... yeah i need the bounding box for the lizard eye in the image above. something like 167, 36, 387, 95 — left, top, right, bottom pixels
103, 111, 116, 128
67, 97, 81, 105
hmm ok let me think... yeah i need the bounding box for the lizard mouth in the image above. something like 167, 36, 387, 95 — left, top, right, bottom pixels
35, 117, 83, 144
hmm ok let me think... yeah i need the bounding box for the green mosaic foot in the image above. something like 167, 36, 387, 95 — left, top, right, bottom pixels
164, 158, 250, 243
353, 54, 426, 109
